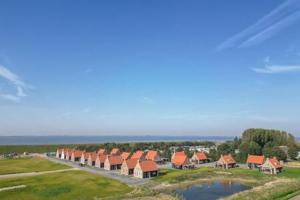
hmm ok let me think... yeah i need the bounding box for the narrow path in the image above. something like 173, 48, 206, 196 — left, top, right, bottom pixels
45, 156, 150, 186
0, 185, 26, 192
0, 168, 78, 179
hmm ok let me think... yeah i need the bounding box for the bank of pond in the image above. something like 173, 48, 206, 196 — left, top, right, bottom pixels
175, 181, 250, 200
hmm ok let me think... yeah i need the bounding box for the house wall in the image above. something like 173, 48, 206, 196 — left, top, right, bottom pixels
80, 155, 86, 165
120, 163, 129, 175
104, 159, 111, 170
133, 164, 143, 179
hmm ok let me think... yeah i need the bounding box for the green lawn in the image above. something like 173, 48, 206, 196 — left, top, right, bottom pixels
0, 170, 132, 200
154, 167, 215, 183
0, 157, 70, 175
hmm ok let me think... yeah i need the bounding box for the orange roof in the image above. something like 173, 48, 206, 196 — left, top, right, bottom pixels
246, 155, 265, 165
222, 154, 236, 164
89, 152, 98, 161
139, 160, 158, 172
97, 148, 106, 155
194, 152, 207, 161
145, 150, 158, 161
110, 148, 120, 155
97, 154, 106, 163
131, 150, 144, 159
172, 151, 189, 166
124, 158, 138, 169
121, 152, 131, 160
107, 155, 123, 165
83, 152, 92, 159
57, 149, 62, 154
72, 150, 83, 157
269, 157, 282, 169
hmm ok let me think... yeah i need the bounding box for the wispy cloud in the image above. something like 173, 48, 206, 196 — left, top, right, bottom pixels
217, 0, 300, 50
252, 65, 300, 74
137, 96, 155, 104
0, 65, 30, 102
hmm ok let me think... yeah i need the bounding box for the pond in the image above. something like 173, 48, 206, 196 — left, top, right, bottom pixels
176, 181, 250, 200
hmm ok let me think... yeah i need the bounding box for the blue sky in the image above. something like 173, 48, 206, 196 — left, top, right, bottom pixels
0, 0, 300, 136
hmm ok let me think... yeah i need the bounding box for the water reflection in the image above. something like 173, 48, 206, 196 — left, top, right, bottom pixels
176, 181, 249, 200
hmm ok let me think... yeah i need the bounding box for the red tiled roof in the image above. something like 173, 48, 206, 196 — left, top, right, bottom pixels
131, 150, 144, 159
121, 152, 131, 160
83, 152, 92, 159
97, 154, 106, 163
124, 158, 138, 169
172, 151, 189, 166
194, 152, 207, 161
269, 157, 282, 169
97, 149, 106, 155
89, 152, 98, 161
222, 154, 236, 164
139, 160, 158, 172
72, 150, 83, 157
246, 155, 265, 165
107, 155, 123, 165
145, 150, 158, 161
110, 148, 120, 155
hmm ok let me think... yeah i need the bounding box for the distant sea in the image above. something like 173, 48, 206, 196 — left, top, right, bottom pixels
0, 135, 234, 145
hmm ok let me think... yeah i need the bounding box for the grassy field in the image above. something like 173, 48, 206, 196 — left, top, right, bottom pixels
0, 145, 73, 154
153, 167, 272, 185
0, 157, 70, 175
0, 170, 132, 200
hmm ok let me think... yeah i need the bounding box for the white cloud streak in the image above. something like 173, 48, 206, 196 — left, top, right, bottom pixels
0, 65, 29, 102
217, 0, 300, 50
252, 65, 300, 74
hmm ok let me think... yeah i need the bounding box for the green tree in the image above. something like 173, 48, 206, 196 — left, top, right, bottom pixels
288, 145, 299, 160
271, 147, 287, 161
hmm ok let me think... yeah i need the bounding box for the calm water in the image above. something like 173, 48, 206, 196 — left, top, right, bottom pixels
176, 181, 250, 200
0, 135, 233, 145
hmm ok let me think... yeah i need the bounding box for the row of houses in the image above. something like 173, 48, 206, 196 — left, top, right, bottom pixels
216, 154, 283, 174
56, 148, 160, 179
171, 151, 283, 175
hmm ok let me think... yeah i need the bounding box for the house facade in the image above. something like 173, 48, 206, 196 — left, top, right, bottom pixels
216, 154, 236, 169
133, 160, 159, 179
191, 151, 208, 164
120, 158, 138, 175
104, 155, 123, 170
261, 157, 283, 174
56, 149, 62, 158
95, 154, 106, 168
71, 150, 82, 162
80, 152, 90, 165
87, 152, 97, 166
171, 151, 191, 169
246, 155, 265, 169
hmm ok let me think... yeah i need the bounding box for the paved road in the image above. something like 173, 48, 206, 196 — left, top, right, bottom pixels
45, 156, 149, 186
0, 168, 77, 179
